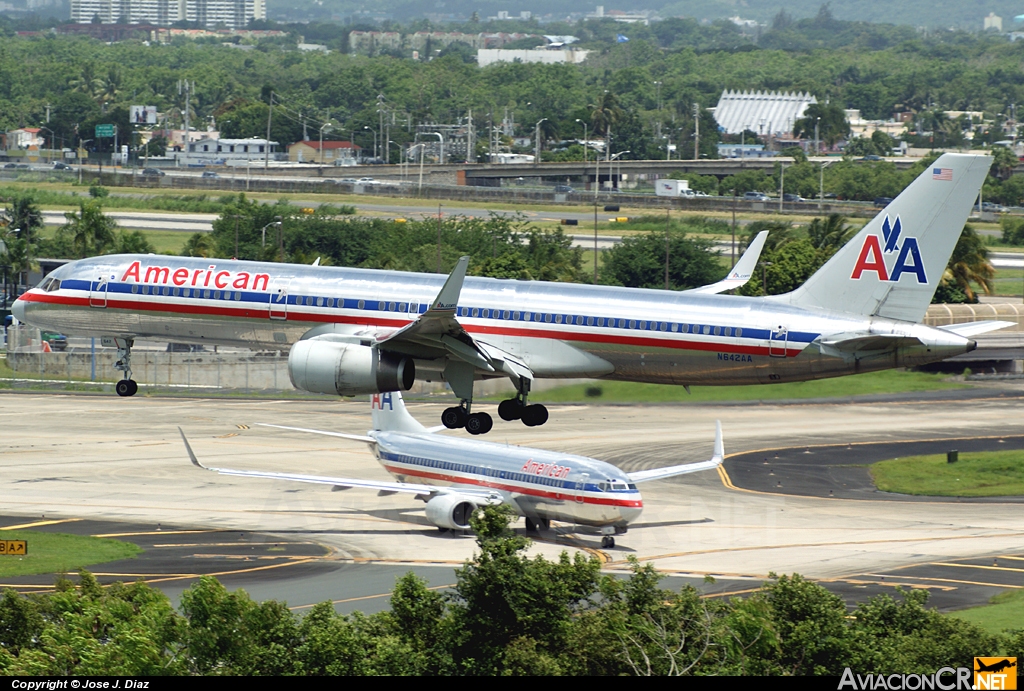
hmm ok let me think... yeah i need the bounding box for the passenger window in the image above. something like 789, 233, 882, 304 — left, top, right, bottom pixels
671, 323, 678, 332
357, 300, 364, 309
317, 297, 324, 307
235, 291, 242, 301
483, 309, 490, 318
736, 328, 743, 338
555, 314, 562, 323
399, 302, 406, 312
472, 308, 479, 317
587, 316, 594, 326
703, 325, 711, 335
203, 290, 211, 299
503, 310, 510, 319
389, 301, 396, 311
378, 301, 385, 310
629, 320, 636, 329
544, 313, 552, 323
714, 326, 721, 336
513, 311, 520, 320
131, 285, 138, 294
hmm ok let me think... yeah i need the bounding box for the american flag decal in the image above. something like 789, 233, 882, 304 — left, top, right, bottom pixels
933, 167, 953, 181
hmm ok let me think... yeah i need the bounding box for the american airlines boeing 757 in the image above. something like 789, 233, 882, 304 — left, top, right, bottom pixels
179, 391, 725, 548
13, 153, 1010, 433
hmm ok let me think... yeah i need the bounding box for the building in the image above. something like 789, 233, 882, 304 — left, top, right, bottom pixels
178, 136, 280, 164
477, 48, 590, 67
711, 90, 817, 137
984, 12, 1003, 31
288, 140, 360, 165
4, 128, 44, 151
69, 0, 265, 29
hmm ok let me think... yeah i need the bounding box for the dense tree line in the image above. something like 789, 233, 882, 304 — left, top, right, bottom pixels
0, 507, 1021, 675
3, 12, 1024, 162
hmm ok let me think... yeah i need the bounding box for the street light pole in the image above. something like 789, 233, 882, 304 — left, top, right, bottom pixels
426, 132, 443, 165
318, 121, 333, 174
534, 118, 548, 164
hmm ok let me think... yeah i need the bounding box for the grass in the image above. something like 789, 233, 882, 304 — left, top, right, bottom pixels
0, 529, 140, 577
870, 449, 1024, 497
950, 589, 1024, 633
527, 369, 966, 404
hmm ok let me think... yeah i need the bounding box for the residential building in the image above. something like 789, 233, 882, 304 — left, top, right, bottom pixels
984, 12, 1003, 31
288, 140, 361, 164
477, 48, 590, 67
70, 0, 265, 28
4, 128, 44, 151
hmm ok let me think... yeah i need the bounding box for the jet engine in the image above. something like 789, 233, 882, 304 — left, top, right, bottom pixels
424, 494, 478, 530
288, 340, 415, 396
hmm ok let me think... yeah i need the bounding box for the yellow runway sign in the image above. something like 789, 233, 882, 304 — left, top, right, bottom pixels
0, 540, 27, 556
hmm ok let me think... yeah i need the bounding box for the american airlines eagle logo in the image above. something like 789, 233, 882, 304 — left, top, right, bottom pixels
850, 215, 927, 284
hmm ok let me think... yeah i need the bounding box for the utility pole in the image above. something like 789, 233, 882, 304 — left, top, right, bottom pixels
664, 209, 670, 290
179, 79, 194, 167
265, 90, 273, 171
436, 204, 443, 273
693, 102, 699, 161
731, 188, 737, 268
593, 202, 598, 284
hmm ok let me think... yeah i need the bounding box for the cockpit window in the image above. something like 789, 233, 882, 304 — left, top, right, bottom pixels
37, 277, 61, 292
611, 482, 628, 491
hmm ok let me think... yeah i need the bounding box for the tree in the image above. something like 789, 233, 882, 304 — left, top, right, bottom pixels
591, 91, 623, 138
2, 196, 43, 245
602, 231, 722, 290
806, 214, 854, 253
990, 145, 1018, 181
58, 201, 117, 258
942, 224, 993, 302
793, 102, 850, 149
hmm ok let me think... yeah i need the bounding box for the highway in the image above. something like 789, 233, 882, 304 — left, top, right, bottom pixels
3, 385, 1024, 613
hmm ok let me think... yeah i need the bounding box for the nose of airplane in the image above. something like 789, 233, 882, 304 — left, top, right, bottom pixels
12, 296, 26, 323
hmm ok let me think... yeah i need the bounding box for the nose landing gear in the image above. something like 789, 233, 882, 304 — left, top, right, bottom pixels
113, 338, 138, 397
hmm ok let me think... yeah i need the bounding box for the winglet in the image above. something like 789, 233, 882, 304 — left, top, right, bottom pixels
685, 230, 768, 294
427, 255, 469, 314
713, 419, 724, 461
178, 427, 207, 469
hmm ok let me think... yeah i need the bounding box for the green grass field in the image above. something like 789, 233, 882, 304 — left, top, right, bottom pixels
870, 449, 1024, 497
0, 529, 140, 577
950, 589, 1024, 633
527, 370, 965, 404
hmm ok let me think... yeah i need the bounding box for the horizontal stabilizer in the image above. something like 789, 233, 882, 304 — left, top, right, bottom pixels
685, 230, 768, 295
938, 320, 1015, 338
628, 421, 723, 483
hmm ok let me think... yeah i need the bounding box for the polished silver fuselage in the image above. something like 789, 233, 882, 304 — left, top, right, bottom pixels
15, 255, 974, 387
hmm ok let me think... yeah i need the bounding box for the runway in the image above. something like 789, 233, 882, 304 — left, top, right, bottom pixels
2, 387, 1023, 613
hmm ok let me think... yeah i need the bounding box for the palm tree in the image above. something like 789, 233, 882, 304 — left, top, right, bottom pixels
60, 201, 117, 258
2, 196, 43, 245
591, 91, 623, 138
944, 224, 994, 301
806, 214, 854, 254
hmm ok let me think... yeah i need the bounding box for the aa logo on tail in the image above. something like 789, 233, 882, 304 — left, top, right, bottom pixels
371, 392, 394, 410
851, 215, 928, 284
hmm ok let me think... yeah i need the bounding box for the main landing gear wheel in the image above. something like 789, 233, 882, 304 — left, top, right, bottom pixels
441, 406, 467, 429
465, 412, 493, 435
521, 404, 549, 427
601, 536, 616, 549
115, 379, 138, 397
498, 399, 523, 421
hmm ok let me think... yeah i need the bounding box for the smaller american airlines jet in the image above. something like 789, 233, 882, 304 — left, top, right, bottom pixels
179, 392, 724, 549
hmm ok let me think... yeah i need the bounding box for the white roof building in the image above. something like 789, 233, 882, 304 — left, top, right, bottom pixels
712, 90, 817, 137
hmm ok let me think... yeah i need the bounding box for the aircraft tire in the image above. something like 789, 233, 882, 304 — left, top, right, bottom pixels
521, 404, 549, 427
126, 379, 138, 396
601, 536, 615, 549
465, 412, 493, 435
116, 380, 133, 397
525, 517, 539, 533
497, 399, 522, 421
441, 406, 467, 429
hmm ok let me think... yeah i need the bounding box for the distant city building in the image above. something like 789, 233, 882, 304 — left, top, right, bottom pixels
348, 31, 538, 56
179, 136, 280, 164
711, 90, 817, 137
717, 143, 769, 158
584, 5, 652, 24
845, 109, 907, 140
4, 128, 44, 151
69, 0, 265, 29
984, 12, 1003, 31
477, 48, 590, 67
288, 140, 360, 164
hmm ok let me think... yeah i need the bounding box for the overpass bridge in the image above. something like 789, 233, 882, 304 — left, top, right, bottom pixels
462, 158, 791, 187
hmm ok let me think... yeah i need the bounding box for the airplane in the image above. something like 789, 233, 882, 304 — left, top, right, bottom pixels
13, 153, 1011, 434
975, 659, 1017, 674
178, 390, 725, 548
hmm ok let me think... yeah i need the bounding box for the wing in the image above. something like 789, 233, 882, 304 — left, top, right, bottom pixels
938, 320, 1014, 337
179, 426, 433, 497
372, 255, 536, 396
627, 421, 724, 483
255, 422, 376, 444
684, 230, 769, 295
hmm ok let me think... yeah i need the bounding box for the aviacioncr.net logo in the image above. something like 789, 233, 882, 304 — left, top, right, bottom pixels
839, 666, 973, 690
850, 215, 928, 284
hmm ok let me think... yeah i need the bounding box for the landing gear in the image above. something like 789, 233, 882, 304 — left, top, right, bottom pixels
465, 412, 493, 436
441, 401, 492, 435
525, 517, 551, 534
498, 380, 548, 428
601, 536, 616, 549
113, 339, 137, 397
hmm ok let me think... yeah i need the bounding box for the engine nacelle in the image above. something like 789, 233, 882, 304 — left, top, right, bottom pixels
288, 340, 415, 396
425, 494, 478, 530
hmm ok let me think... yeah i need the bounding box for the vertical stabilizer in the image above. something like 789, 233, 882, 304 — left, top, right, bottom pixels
371, 391, 427, 433
783, 153, 991, 322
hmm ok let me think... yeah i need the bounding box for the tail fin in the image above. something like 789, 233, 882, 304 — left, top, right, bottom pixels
371, 391, 427, 433
783, 153, 991, 323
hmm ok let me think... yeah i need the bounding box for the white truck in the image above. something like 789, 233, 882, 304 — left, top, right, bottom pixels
655, 179, 694, 197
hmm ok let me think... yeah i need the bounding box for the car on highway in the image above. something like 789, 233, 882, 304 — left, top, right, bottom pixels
858, 154, 885, 161
142, 168, 165, 177
201, 171, 219, 179
40, 330, 68, 351
783, 193, 806, 202
356, 177, 377, 185
339, 178, 358, 184
553, 184, 575, 194
15, 164, 30, 169
743, 191, 771, 201
166, 343, 206, 352
981, 201, 1006, 213
3, 163, 18, 169
873, 196, 894, 207
52, 162, 73, 171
